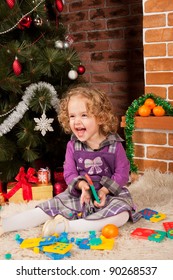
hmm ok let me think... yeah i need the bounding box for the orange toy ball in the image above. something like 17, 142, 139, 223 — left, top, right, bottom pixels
144, 98, 156, 109
101, 224, 119, 238
153, 106, 165, 116
138, 105, 151, 117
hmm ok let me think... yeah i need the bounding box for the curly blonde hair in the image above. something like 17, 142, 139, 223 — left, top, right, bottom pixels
58, 85, 118, 136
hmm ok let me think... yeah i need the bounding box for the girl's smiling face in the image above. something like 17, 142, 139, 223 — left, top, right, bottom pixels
68, 95, 102, 148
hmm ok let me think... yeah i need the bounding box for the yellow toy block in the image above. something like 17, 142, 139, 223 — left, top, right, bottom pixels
42, 242, 73, 254
150, 213, 166, 223
20, 236, 58, 248
33, 247, 40, 254
20, 237, 42, 248
90, 235, 114, 250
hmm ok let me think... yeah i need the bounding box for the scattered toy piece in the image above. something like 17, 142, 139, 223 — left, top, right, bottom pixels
139, 208, 158, 220
139, 208, 166, 222
131, 228, 156, 239
90, 235, 114, 250
150, 213, 166, 223
4, 253, 12, 260
167, 229, 173, 239
42, 242, 73, 254
148, 231, 166, 243
163, 222, 173, 232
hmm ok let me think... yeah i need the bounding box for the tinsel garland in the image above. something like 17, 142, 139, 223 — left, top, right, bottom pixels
0, 82, 59, 136
124, 93, 173, 173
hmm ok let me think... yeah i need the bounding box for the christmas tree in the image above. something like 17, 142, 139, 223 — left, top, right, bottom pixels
0, 0, 85, 183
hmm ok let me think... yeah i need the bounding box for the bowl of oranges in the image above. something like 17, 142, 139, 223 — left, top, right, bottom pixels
137, 98, 165, 117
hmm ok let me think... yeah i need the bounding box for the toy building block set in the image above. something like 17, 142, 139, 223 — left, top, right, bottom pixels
13, 225, 118, 260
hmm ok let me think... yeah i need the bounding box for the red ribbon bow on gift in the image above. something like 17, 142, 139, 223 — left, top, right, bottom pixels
5, 167, 38, 201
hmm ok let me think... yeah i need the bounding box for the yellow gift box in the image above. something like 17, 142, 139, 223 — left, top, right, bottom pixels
7, 183, 53, 203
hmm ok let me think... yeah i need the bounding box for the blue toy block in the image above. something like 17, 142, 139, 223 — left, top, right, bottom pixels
16, 237, 24, 244
56, 232, 69, 243
139, 208, 158, 220
78, 238, 90, 249
45, 251, 71, 260
39, 236, 58, 246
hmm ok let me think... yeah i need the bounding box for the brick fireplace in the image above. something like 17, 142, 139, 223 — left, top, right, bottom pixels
121, 0, 173, 174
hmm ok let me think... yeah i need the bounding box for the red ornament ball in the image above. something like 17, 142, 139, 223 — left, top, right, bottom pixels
18, 16, 32, 29
6, 0, 15, 9
55, 0, 64, 12
13, 58, 22, 76
101, 224, 119, 239
77, 65, 86, 75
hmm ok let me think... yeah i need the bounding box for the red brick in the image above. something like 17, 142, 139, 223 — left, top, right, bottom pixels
72, 33, 87, 42
74, 41, 109, 52
168, 86, 173, 99
133, 131, 167, 145
146, 73, 173, 85
134, 145, 145, 157
145, 87, 166, 98
111, 83, 130, 94
134, 158, 167, 173
90, 7, 129, 20
168, 134, 173, 146
147, 146, 173, 160
86, 62, 109, 73
146, 58, 173, 71
145, 29, 173, 43
145, 0, 173, 13
91, 72, 128, 83
62, 11, 88, 24
168, 162, 173, 172
88, 29, 123, 41
168, 43, 173, 56
168, 13, 173, 26
69, 0, 103, 11
91, 50, 129, 62
143, 14, 166, 28
144, 44, 166, 57
107, 15, 142, 29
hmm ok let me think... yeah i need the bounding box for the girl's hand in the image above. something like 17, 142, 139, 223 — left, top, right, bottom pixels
94, 187, 109, 208
77, 180, 91, 205
80, 188, 91, 205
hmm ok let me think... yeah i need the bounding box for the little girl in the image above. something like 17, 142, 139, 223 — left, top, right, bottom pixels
0, 86, 141, 236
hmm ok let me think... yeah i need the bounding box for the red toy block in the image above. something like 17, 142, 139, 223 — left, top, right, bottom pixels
130, 228, 156, 239
163, 222, 173, 232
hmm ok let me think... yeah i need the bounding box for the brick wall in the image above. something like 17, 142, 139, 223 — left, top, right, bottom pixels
62, 0, 144, 136
131, 0, 173, 173
62, 0, 173, 173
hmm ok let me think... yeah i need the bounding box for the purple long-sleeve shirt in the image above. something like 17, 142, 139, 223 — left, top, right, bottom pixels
63, 134, 130, 194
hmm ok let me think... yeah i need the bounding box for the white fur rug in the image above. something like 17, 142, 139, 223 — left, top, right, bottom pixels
0, 169, 173, 260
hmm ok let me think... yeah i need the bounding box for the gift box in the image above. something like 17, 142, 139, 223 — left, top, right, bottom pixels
7, 183, 53, 203
38, 168, 51, 185
5, 166, 52, 203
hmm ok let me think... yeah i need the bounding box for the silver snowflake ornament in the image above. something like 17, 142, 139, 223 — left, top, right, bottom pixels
34, 113, 54, 136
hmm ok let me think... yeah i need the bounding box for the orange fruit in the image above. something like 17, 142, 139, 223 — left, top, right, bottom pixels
101, 224, 119, 239
153, 106, 165, 116
144, 98, 156, 109
138, 105, 151, 117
